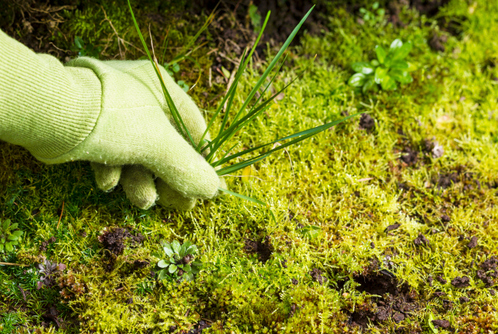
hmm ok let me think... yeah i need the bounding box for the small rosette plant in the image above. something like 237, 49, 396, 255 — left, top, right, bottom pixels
0, 219, 23, 253
157, 240, 202, 282
348, 39, 414, 92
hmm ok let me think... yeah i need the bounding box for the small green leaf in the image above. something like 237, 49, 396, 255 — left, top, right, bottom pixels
157, 260, 168, 268
300, 225, 322, 239
374, 67, 388, 84
158, 269, 168, 280
348, 73, 367, 87
171, 240, 181, 254
10, 223, 18, 230
390, 39, 403, 51
392, 41, 412, 60
74, 36, 84, 49
0, 244, 4, 252
171, 63, 180, 73
381, 75, 397, 90
163, 244, 174, 257
2, 219, 10, 230
221, 66, 231, 78
390, 60, 409, 70
362, 78, 376, 93
389, 70, 413, 84
7, 235, 19, 241
371, 59, 380, 67
169, 264, 177, 274
375, 45, 386, 64
5, 243, 13, 252
351, 62, 374, 75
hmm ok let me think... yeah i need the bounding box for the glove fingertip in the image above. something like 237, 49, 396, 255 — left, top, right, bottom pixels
91, 162, 121, 192
121, 166, 158, 210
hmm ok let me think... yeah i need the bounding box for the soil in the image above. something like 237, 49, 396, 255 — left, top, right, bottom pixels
98, 227, 145, 271
451, 276, 470, 288
359, 114, 375, 130
400, 147, 418, 166
244, 236, 273, 263
309, 268, 327, 285
413, 233, 429, 246
384, 223, 401, 234
39, 236, 57, 252
350, 266, 419, 328
467, 236, 478, 249
429, 33, 448, 52
477, 257, 497, 287
432, 319, 451, 329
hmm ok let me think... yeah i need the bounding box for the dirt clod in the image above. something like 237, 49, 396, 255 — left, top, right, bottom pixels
432, 319, 451, 329
467, 236, 478, 249
244, 236, 273, 264
385, 224, 401, 233
359, 114, 375, 130
436, 275, 447, 284
429, 33, 448, 52
400, 147, 418, 166
451, 276, 470, 288
459, 296, 470, 303
98, 227, 145, 271
477, 257, 497, 287
309, 268, 327, 285
414, 234, 429, 246
437, 173, 458, 189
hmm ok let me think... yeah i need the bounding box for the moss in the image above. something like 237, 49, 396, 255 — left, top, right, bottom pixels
1, 0, 498, 332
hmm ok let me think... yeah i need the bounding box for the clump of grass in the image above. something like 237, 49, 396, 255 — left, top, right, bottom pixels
127, 0, 357, 204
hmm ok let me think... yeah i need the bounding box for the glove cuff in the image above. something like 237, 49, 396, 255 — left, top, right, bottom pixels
0, 30, 101, 160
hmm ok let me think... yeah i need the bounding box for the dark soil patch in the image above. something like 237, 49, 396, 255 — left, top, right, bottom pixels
384, 223, 401, 234
359, 114, 375, 130
451, 276, 470, 288
98, 227, 145, 271
400, 147, 418, 166
467, 236, 478, 249
349, 268, 419, 329
437, 173, 458, 189
244, 236, 273, 263
432, 319, 451, 329
39, 236, 57, 252
459, 296, 469, 303
0, 0, 75, 61
414, 233, 429, 246
477, 256, 497, 287
309, 268, 327, 285
429, 32, 448, 52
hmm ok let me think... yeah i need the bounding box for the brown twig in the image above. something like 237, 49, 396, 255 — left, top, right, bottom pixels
0, 262, 27, 267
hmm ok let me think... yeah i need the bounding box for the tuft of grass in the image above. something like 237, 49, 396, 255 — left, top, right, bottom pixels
127, 0, 357, 204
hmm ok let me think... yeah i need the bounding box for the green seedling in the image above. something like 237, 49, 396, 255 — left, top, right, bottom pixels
348, 39, 414, 92
73, 36, 102, 58
164, 62, 189, 92
128, 1, 357, 205
157, 240, 202, 282
359, 2, 386, 26
0, 219, 23, 253
299, 225, 322, 239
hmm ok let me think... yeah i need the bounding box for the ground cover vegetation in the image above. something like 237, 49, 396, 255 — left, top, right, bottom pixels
0, 0, 498, 332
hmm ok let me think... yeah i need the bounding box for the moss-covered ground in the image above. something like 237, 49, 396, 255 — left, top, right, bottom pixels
1, 0, 498, 333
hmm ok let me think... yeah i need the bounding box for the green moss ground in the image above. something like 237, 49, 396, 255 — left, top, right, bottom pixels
1, 0, 498, 333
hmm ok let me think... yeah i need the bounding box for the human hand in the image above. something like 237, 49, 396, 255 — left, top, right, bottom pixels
63, 58, 220, 210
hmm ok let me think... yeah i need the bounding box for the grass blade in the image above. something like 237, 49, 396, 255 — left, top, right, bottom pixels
128, 0, 195, 147
218, 188, 267, 206
207, 6, 315, 160
215, 113, 361, 175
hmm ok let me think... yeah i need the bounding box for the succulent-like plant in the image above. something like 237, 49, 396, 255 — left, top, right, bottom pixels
0, 219, 23, 253
348, 39, 414, 92
157, 240, 202, 282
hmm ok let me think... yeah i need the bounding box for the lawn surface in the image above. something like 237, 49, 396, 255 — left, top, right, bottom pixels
1, 0, 498, 333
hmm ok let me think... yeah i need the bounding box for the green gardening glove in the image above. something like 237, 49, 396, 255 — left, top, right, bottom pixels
0, 29, 220, 210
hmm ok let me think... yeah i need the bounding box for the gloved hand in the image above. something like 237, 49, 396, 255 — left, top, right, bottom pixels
0, 30, 220, 210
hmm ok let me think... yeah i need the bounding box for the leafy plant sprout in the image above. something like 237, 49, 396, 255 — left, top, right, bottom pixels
127, 1, 358, 204
157, 240, 202, 282
348, 39, 414, 93
358, 2, 386, 26
0, 219, 23, 253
